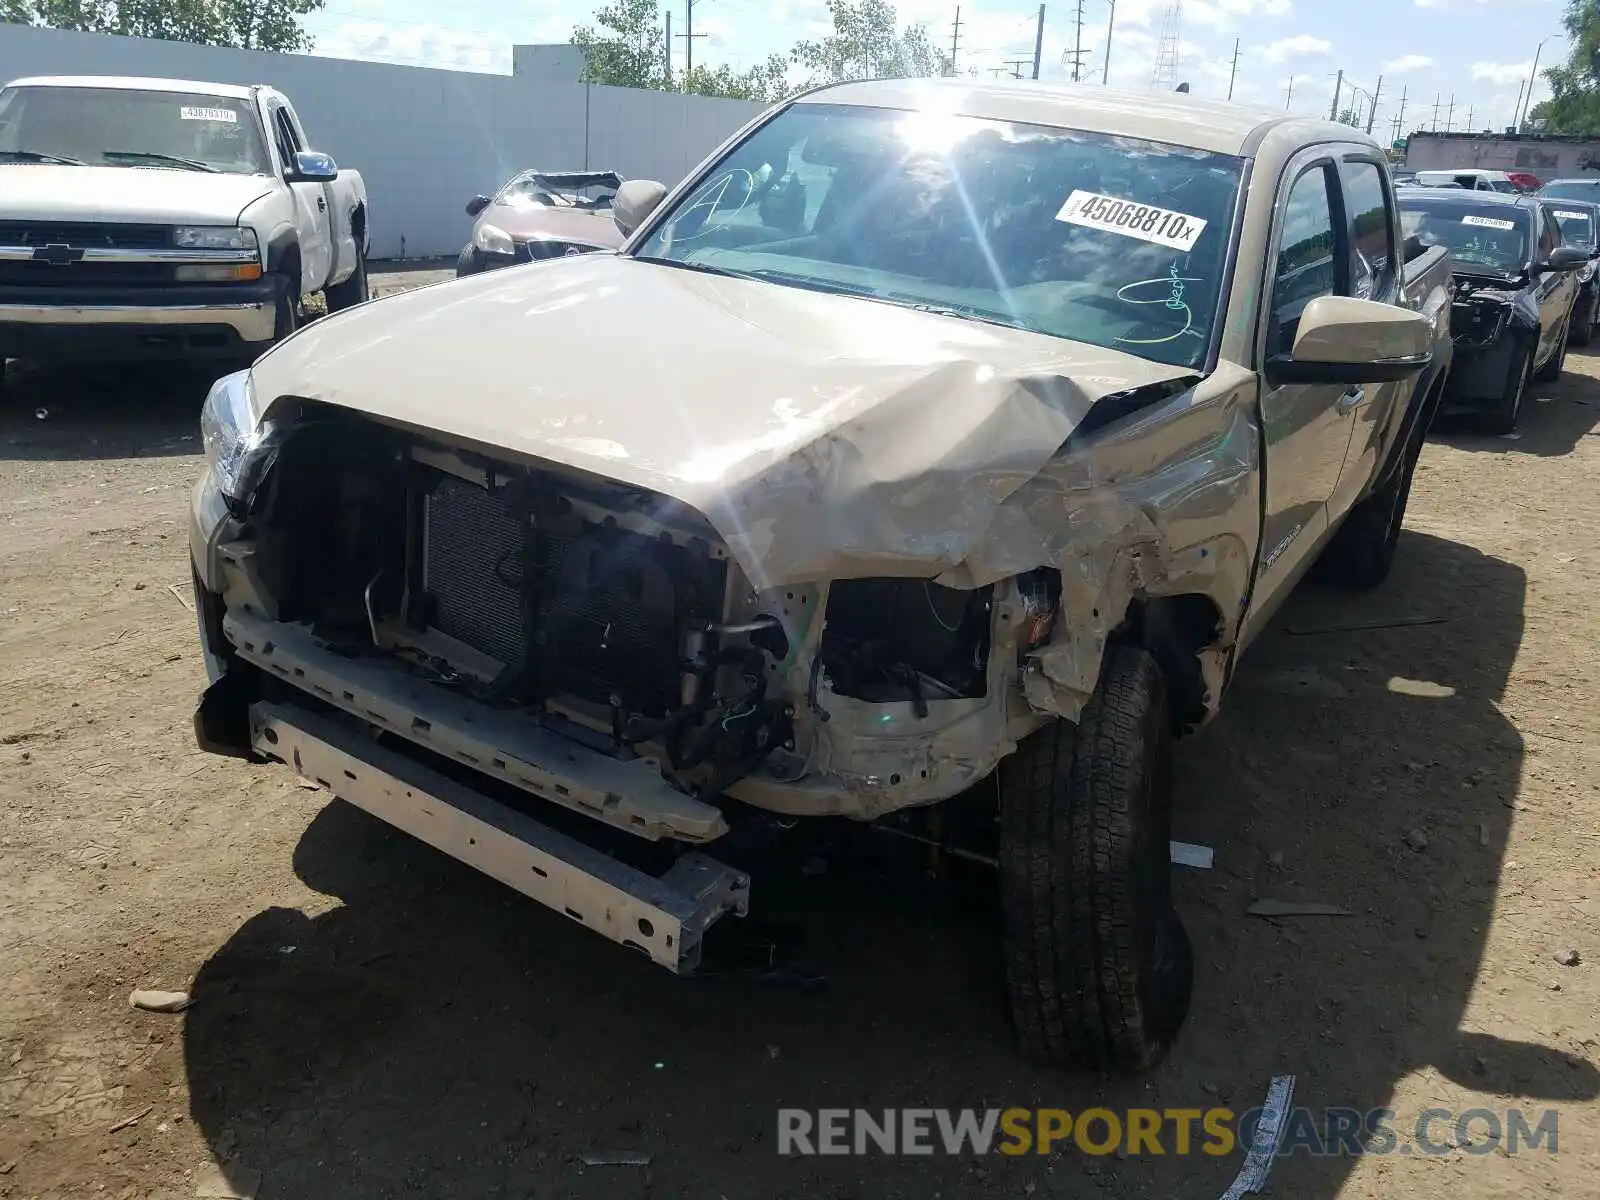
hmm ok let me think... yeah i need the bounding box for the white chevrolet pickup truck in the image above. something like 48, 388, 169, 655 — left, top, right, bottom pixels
0, 74, 369, 387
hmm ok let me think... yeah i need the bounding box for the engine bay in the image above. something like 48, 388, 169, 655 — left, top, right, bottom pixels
234, 410, 1021, 807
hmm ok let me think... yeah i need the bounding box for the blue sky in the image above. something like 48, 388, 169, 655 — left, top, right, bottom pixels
300, 0, 1569, 138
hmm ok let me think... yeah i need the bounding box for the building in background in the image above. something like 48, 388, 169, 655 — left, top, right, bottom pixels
1404, 131, 1600, 179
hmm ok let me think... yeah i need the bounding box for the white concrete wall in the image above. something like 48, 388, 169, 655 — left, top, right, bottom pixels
0, 24, 766, 258
1404, 134, 1600, 179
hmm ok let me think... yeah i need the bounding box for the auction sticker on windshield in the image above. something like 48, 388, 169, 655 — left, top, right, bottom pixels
1055, 190, 1208, 252
1461, 215, 1515, 231
1556, 211, 1590, 221
180, 106, 238, 123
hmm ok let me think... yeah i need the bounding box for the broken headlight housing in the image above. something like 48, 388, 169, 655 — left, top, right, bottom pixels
200, 369, 282, 511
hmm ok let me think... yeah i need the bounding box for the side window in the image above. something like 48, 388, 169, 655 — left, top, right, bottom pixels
1269, 164, 1342, 357
1538, 209, 1560, 260
1341, 159, 1395, 300
271, 107, 301, 168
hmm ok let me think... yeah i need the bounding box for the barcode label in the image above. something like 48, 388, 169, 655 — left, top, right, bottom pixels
1054, 189, 1209, 251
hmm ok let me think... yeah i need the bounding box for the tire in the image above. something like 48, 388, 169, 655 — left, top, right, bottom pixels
999, 646, 1193, 1073
325, 249, 368, 312
1483, 342, 1533, 435
1315, 425, 1422, 590
274, 279, 301, 340
1570, 299, 1594, 346
1535, 320, 1567, 382
456, 244, 481, 277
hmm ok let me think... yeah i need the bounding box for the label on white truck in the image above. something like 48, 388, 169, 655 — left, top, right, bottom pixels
180, 106, 238, 123
1054, 189, 1209, 251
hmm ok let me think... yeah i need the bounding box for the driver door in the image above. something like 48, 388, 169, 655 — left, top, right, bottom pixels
267, 102, 333, 295
1243, 155, 1364, 638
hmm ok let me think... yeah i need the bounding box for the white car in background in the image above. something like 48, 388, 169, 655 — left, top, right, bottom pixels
0, 75, 369, 388
1413, 168, 1518, 193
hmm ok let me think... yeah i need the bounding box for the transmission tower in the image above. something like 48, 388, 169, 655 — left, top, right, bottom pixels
1151, 2, 1181, 91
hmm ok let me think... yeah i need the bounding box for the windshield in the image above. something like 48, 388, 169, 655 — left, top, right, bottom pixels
1398, 199, 1530, 274
633, 103, 1244, 369
1540, 181, 1600, 201
0, 86, 270, 174
499, 171, 618, 211
1552, 205, 1597, 250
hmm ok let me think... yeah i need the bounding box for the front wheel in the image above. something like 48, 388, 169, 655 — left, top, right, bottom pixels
325, 250, 368, 312
998, 646, 1193, 1073
1535, 321, 1567, 382
1483, 342, 1533, 435
456, 244, 482, 277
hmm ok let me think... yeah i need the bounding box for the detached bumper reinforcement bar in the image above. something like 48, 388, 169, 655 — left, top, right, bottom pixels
248, 702, 751, 974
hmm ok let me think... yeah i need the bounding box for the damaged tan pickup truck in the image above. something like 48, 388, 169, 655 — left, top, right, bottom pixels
190, 80, 1453, 1072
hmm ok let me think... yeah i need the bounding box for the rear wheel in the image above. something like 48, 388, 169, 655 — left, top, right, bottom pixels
999, 646, 1193, 1073
456, 244, 481, 277
1316, 423, 1423, 590
325, 250, 368, 312
1483, 342, 1533, 434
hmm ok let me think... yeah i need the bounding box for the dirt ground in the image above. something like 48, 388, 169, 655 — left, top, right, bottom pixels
1, 278, 1597, 1199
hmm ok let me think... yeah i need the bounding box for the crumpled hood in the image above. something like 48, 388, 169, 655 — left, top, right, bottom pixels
250, 254, 1199, 587
0, 165, 274, 225
483, 200, 625, 248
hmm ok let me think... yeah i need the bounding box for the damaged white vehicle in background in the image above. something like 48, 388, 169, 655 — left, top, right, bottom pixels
190, 80, 1450, 1072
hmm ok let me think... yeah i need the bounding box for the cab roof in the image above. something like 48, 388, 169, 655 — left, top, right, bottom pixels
4, 75, 257, 100
794, 77, 1360, 157
1396, 189, 1535, 209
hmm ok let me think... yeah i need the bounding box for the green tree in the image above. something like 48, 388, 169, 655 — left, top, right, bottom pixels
572, 0, 666, 90
572, 0, 790, 100
680, 55, 790, 102
3, 0, 322, 50
1539, 0, 1600, 134
791, 0, 950, 85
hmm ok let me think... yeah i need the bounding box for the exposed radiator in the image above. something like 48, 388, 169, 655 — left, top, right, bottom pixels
420, 473, 724, 717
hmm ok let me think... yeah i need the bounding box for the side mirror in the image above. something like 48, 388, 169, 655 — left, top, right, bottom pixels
1266, 295, 1433, 386
1537, 245, 1590, 273
465, 194, 492, 218
286, 150, 338, 184
613, 179, 667, 237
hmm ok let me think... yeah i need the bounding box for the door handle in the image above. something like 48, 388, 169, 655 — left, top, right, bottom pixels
316, 196, 326, 212
1337, 386, 1364, 413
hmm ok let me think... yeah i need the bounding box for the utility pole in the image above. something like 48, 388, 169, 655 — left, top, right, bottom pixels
1365, 74, 1382, 134
1512, 79, 1526, 131
664, 11, 671, 87
1003, 58, 1031, 79
1285, 75, 1294, 109
1466, 104, 1475, 131
1102, 0, 1116, 84
1329, 68, 1343, 120
1430, 92, 1441, 131
1071, 0, 1085, 82
1227, 37, 1239, 101
1445, 93, 1455, 133
1032, 3, 1046, 80
685, 0, 694, 76
1394, 83, 1407, 139
949, 6, 962, 77
1518, 36, 1551, 130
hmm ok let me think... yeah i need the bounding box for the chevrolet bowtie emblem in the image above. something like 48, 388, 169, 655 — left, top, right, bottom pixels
32, 243, 84, 266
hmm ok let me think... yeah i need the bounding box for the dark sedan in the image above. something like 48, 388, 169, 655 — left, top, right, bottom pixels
1549, 198, 1600, 343
1398, 190, 1588, 432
